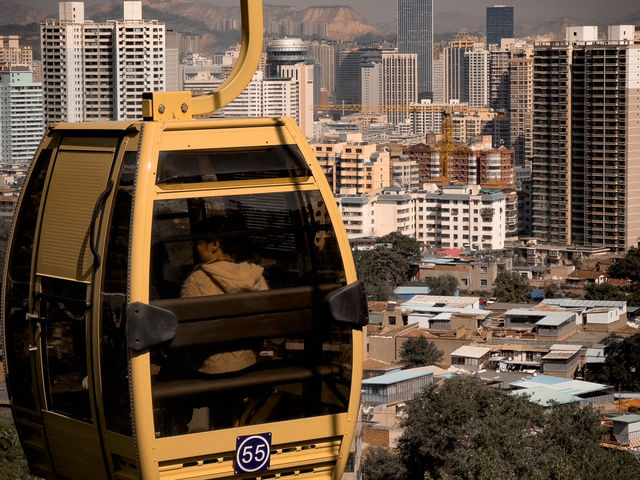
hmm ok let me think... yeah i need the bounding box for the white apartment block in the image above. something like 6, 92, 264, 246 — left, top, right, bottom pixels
382, 51, 417, 125
0, 69, 44, 163
417, 184, 506, 250
336, 184, 506, 250
278, 63, 314, 139
41, 1, 165, 123
465, 46, 489, 107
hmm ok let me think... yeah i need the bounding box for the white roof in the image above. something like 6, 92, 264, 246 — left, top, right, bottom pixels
542, 299, 626, 308
451, 345, 491, 359
404, 295, 479, 309
505, 309, 576, 326
549, 344, 582, 352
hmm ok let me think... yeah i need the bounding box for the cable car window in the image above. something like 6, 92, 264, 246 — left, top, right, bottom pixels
4, 148, 52, 410
156, 145, 311, 185
149, 191, 352, 437
38, 276, 91, 422
100, 151, 138, 436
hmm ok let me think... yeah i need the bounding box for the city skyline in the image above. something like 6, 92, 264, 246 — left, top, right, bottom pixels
14, 0, 640, 25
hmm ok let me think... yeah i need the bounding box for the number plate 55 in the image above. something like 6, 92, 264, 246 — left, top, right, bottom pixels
235, 433, 272, 475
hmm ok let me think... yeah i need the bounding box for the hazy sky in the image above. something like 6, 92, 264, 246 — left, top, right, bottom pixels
20, 0, 640, 24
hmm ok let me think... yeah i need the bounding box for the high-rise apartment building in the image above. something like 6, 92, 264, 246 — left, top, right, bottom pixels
509, 56, 533, 165
532, 26, 640, 251
397, 0, 433, 100
309, 41, 335, 97
382, 51, 418, 125
465, 47, 489, 107
486, 5, 514, 48
0, 69, 44, 163
361, 60, 383, 106
40, 1, 165, 123
442, 31, 477, 103
489, 39, 534, 153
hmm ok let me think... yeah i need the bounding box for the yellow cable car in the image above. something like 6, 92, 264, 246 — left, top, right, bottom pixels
2, 2, 366, 478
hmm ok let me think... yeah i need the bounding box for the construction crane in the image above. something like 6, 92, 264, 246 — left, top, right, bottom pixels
314, 103, 503, 180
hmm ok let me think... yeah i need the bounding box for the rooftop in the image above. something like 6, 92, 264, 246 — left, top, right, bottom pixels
542, 299, 626, 309
362, 368, 433, 386
511, 375, 610, 396
505, 308, 577, 326
610, 414, 640, 424
512, 386, 581, 406
451, 345, 491, 358
403, 295, 479, 309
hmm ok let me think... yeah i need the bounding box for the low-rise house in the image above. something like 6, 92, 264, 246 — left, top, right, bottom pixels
504, 308, 580, 341
609, 415, 640, 448
541, 298, 627, 319
450, 345, 492, 371
362, 369, 434, 405
565, 270, 608, 286
541, 344, 582, 378
541, 298, 628, 330
487, 343, 547, 372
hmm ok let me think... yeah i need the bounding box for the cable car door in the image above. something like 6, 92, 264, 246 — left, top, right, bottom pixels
29, 135, 123, 479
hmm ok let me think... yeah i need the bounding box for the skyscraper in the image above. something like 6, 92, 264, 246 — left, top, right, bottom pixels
397, 0, 433, 100
486, 5, 514, 48
532, 26, 640, 251
40, 1, 165, 123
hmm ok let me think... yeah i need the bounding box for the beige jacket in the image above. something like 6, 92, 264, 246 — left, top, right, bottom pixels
181, 260, 268, 374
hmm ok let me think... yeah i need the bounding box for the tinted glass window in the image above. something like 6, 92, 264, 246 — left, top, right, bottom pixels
156, 145, 311, 185
148, 190, 351, 437
150, 191, 344, 299
4, 149, 52, 410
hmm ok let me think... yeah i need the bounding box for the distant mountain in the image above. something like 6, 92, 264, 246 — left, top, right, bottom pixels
86, 1, 373, 42
0, 1, 49, 25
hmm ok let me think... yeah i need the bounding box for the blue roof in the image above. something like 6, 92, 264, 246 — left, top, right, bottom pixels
362, 369, 433, 386
531, 289, 546, 299
340, 197, 369, 204
511, 375, 610, 396
511, 386, 581, 406
394, 285, 431, 295
378, 194, 412, 201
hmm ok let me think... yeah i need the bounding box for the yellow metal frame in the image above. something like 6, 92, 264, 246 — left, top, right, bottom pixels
141, 0, 264, 121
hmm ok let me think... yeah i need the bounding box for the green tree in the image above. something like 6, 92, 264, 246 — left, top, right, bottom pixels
378, 232, 422, 264
584, 282, 627, 302
424, 274, 458, 296
601, 333, 640, 392
493, 271, 532, 303
353, 247, 408, 300
607, 248, 640, 283
361, 446, 405, 480
385, 375, 640, 480
399, 337, 444, 368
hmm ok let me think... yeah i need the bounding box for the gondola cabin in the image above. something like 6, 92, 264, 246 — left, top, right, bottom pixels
2, 2, 367, 479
